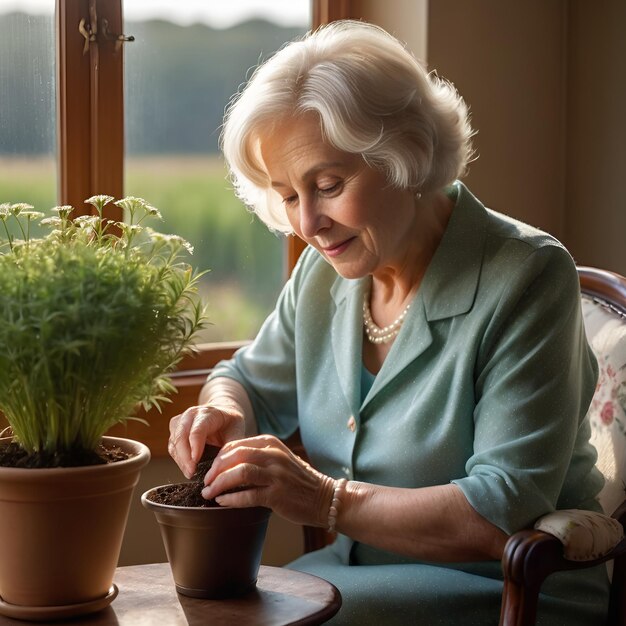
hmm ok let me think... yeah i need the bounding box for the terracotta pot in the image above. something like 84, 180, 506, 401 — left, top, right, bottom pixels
142, 485, 271, 599
0, 436, 150, 620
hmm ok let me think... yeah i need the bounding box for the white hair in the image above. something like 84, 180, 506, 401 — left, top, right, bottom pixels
221, 20, 474, 233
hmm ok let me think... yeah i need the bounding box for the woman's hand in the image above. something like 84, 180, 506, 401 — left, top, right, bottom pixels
201, 434, 335, 528
168, 404, 245, 479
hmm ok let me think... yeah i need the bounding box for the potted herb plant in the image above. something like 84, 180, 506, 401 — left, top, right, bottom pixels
0, 196, 208, 621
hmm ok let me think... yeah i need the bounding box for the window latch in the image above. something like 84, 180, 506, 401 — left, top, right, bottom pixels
101, 18, 135, 53
78, 17, 96, 55
79, 10, 134, 56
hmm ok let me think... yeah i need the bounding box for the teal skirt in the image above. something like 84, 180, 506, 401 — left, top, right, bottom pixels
287, 537, 610, 625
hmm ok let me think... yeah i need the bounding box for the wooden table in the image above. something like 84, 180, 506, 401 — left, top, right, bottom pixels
0, 563, 341, 625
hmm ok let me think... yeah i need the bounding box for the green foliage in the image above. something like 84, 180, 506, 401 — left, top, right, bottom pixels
0, 196, 209, 455
0, 158, 286, 344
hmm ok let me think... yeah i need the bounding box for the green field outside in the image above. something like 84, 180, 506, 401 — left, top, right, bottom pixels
0, 155, 286, 343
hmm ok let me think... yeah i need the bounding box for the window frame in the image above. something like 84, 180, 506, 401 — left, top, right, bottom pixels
56, 0, 353, 453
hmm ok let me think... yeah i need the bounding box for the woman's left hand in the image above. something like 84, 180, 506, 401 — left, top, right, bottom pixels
201, 434, 334, 528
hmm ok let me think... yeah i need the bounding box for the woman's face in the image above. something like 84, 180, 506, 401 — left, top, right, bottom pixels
259, 114, 420, 280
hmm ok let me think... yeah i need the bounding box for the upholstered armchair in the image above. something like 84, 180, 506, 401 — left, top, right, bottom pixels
498, 267, 626, 625
295, 266, 626, 626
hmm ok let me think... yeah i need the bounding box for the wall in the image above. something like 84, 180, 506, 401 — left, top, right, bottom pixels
426, 0, 625, 275
428, 1, 567, 239
565, 0, 626, 273
351, 0, 428, 62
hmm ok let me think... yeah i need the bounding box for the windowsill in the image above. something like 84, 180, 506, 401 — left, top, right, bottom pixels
175, 340, 249, 372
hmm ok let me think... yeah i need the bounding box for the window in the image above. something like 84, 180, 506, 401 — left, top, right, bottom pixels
0, 5, 56, 218
123, 2, 311, 343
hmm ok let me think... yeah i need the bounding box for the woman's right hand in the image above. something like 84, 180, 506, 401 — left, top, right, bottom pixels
168, 404, 245, 479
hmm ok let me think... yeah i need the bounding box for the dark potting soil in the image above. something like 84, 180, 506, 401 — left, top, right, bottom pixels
150, 445, 222, 508
0, 440, 131, 468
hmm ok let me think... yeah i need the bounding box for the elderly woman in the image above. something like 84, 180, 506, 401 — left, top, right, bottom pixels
169, 20, 608, 625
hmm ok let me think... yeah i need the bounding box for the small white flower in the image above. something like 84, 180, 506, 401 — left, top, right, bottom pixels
51, 205, 74, 218
115, 196, 148, 212
73, 215, 100, 228
21, 211, 45, 221
85, 195, 114, 208
10, 203, 34, 216
41, 217, 63, 227
162, 234, 194, 254
146, 205, 163, 220
115, 221, 143, 235
128, 224, 142, 233
145, 228, 167, 243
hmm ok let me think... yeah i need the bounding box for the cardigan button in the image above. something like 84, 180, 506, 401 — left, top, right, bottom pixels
347, 416, 356, 432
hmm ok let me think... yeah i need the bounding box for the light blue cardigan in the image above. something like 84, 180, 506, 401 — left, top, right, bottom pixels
209, 182, 609, 624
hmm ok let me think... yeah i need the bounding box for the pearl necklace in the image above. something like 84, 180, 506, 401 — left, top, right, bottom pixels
363, 291, 411, 344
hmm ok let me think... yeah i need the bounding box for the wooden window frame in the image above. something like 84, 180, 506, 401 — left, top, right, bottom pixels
56, 0, 353, 453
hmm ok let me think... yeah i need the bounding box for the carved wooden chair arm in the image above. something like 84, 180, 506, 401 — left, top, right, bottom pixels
499, 503, 626, 626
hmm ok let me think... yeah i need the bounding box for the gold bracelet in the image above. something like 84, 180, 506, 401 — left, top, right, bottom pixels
327, 478, 348, 533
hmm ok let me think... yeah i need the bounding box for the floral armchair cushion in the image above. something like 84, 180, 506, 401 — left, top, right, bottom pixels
582, 295, 626, 517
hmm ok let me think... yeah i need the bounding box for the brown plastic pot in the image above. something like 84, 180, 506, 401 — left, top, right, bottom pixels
142, 485, 271, 599
0, 436, 150, 621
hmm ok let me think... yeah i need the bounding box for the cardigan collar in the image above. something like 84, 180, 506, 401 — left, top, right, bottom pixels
420, 181, 487, 321
329, 181, 488, 321
328, 181, 489, 414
